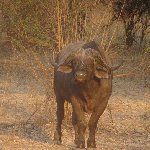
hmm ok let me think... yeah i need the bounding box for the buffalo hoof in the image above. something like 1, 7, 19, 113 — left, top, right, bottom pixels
76, 140, 85, 149
74, 139, 78, 146
53, 139, 61, 145
87, 140, 96, 148
54, 132, 61, 145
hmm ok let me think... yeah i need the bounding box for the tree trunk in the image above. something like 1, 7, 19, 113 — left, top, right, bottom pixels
140, 15, 148, 45
125, 18, 135, 48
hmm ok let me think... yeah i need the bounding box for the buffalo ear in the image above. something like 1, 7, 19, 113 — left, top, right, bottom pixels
57, 64, 72, 73
94, 69, 109, 79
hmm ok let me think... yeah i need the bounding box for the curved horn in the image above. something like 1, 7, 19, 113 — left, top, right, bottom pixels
89, 46, 123, 71
97, 55, 111, 70
57, 52, 76, 66
111, 60, 124, 71
49, 47, 77, 67
89, 49, 111, 70
56, 42, 85, 66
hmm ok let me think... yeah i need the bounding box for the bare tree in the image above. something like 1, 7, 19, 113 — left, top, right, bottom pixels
112, 0, 150, 49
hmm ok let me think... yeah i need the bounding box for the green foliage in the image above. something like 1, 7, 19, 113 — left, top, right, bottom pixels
2, 0, 150, 54
3, 1, 54, 50
2, 0, 98, 52
113, 0, 150, 18
112, 0, 150, 48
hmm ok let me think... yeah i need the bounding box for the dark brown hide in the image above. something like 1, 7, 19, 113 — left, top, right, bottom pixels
53, 41, 119, 148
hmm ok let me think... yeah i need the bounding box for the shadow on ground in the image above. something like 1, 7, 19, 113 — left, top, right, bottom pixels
0, 122, 52, 144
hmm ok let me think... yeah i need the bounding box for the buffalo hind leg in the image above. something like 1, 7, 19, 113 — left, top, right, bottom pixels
54, 97, 64, 144
87, 100, 108, 148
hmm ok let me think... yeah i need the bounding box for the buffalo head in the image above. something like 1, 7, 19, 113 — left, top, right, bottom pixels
56, 48, 111, 83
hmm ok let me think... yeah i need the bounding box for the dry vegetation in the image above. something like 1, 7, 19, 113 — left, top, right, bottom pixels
0, 0, 150, 149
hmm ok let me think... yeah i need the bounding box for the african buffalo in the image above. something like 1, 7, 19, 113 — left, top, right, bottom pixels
50, 41, 122, 148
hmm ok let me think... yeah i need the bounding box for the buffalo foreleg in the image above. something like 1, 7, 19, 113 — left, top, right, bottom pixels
87, 100, 108, 148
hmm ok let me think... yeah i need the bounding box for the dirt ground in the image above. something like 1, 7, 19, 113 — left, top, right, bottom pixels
0, 52, 150, 150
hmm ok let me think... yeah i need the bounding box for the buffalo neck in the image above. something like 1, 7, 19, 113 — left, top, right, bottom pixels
74, 77, 100, 94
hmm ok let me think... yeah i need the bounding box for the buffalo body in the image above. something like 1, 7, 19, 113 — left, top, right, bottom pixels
51, 41, 121, 148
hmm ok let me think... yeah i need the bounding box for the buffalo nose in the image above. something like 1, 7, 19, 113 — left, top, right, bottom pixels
75, 71, 87, 81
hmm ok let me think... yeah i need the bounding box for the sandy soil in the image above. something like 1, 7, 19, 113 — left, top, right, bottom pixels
0, 56, 150, 150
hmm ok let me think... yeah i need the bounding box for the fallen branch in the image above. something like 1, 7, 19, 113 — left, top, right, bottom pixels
113, 73, 139, 78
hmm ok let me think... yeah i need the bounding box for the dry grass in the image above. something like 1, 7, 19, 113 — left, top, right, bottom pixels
0, 48, 150, 149
1, 1, 150, 149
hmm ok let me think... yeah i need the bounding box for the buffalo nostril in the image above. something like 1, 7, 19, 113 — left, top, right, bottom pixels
76, 72, 86, 77
75, 71, 87, 82
79, 73, 86, 77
